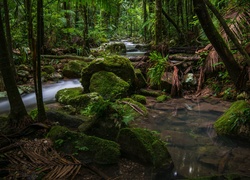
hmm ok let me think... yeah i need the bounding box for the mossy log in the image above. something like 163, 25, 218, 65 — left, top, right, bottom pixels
41, 55, 94, 62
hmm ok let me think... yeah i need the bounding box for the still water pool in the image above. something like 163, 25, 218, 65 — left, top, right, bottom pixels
135, 97, 250, 178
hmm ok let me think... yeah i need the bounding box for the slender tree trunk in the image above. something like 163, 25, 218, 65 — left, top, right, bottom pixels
36, 0, 47, 122
162, 8, 184, 41
3, 0, 16, 77
155, 0, 162, 44
143, 0, 147, 41
0, 8, 31, 127
204, 0, 250, 65
193, 0, 241, 87
82, 4, 90, 54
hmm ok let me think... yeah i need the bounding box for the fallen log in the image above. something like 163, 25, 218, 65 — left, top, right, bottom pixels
41, 55, 94, 62
168, 55, 200, 61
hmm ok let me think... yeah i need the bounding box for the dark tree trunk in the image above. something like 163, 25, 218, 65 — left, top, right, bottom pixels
193, 0, 241, 87
155, 0, 162, 44
0, 8, 31, 127
204, 0, 250, 65
36, 0, 47, 122
3, 0, 16, 77
161, 8, 184, 42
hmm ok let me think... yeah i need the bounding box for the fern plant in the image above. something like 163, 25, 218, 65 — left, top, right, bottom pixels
147, 51, 169, 86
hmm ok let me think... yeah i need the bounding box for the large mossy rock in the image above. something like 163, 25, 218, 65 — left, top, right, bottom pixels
214, 100, 250, 139
89, 71, 129, 100
101, 41, 127, 54
55, 87, 104, 109
117, 128, 173, 170
63, 60, 88, 78
79, 98, 147, 141
81, 55, 136, 93
47, 126, 120, 164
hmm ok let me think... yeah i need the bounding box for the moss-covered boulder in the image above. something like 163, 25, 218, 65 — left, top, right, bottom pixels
43, 65, 55, 74
134, 69, 147, 89
101, 41, 126, 54
63, 60, 88, 78
89, 71, 129, 100
55, 87, 104, 109
131, 94, 147, 104
156, 95, 170, 103
79, 98, 147, 141
47, 126, 120, 164
81, 55, 136, 93
117, 128, 173, 170
214, 100, 250, 139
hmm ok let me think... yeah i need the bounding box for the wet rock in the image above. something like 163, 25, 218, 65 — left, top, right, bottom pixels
63, 60, 88, 78
161, 130, 198, 147
214, 100, 250, 140
81, 55, 136, 93
89, 71, 129, 100
47, 126, 120, 164
100, 41, 127, 54
117, 128, 173, 171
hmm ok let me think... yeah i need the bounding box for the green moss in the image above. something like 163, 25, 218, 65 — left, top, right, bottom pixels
139, 88, 162, 97
81, 55, 136, 93
55, 87, 83, 105
135, 69, 147, 89
214, 100, 250, 136
131, 94, 147, 104
117, 128, 172, 169
121, 98, 148, 116
89, 71, 129, 100
63, 60, 87, 78
43, 65, 55, 74
47, 126, 120, 164
156, 95, 170, 102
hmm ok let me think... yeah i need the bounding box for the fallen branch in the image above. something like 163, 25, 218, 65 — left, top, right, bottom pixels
168, 55, 200, 61
41, 55, 94, 62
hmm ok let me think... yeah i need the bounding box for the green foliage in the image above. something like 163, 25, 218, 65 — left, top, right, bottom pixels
147, 51, 169, 86
81, 99, 111, 117
230, 108, 250, 131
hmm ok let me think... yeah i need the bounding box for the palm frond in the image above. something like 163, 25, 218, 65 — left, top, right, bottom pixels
204, 5, 250, 73
4, 138, 82, 179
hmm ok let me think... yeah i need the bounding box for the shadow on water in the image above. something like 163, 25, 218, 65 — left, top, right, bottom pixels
136, 97, 250, 179
0, 79, 82, 114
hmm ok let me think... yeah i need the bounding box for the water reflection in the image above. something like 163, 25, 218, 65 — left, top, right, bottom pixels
136, 97, 250, 178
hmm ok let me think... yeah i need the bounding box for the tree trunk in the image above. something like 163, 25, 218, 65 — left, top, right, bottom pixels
155, 0, 162, 44
0, 8, 31, 127
193, 0, 241, 87
161, 8, 184, 41
143, 0, 147, 41
204, 0, 250, 65
36, 0, 47, 122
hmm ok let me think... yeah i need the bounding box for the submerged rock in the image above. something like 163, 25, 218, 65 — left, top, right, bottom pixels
117, 128, 173, 171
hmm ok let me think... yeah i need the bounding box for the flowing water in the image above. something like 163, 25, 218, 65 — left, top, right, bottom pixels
0, 79, 81, 114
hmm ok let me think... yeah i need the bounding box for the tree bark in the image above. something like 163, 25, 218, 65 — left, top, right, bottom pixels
204, 0, 250, 65
0, 8, 30, 127
36, 0, 47, 122
193, 0, 241, 87
3, 0, 16, 77
155, 0, 162, 44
